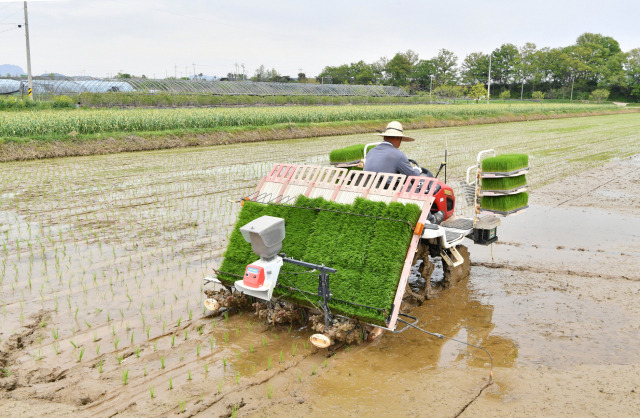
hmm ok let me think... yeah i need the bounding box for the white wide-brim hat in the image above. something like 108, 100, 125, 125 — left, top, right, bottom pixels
375, 121, 415, 142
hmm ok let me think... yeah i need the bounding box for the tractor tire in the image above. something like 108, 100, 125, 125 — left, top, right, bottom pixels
442, 244, 471, 288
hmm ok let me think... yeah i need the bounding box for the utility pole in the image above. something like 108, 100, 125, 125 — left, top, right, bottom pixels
429, 74, 434, 98
570, 76, 575, 101
23, 1, 33, 100
487, 54, 492, 104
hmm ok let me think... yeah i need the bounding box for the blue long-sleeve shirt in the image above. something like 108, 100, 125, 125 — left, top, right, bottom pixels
363, 141, 421, 176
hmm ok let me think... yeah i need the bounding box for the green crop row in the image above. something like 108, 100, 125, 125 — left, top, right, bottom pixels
0, 103, 619, 139
217, 195, 421, 325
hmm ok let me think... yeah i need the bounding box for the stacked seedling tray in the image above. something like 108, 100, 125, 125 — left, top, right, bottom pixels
479, 154, 529, 216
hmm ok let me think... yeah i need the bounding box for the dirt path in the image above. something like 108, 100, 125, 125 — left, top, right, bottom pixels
1, 145, 639, 415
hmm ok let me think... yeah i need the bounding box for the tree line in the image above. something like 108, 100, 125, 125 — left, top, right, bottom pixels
312, 33, 640, 101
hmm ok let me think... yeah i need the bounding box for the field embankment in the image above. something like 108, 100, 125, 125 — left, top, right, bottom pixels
1, 103, 638, 162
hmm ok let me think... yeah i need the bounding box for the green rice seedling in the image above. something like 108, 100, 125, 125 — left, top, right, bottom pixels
235, 327, 240, 337
481, 192, 529, 212
184, 329, 188, 341
481, 174, 527, 191
51, 328, 59, 340
122, 369, 129, 385
249, 344, 254, 353
217, 381, 222, 394
222, 357, 227, 367
297, 371, 302, 382
53, 342, 61, 355
346, 345, 350, 352
481, 154, 529, 172
188, 370, 192, 381
197, 325, 203, 336
267, 357, 272, 370
169, 378, 173, 390
144, 364, 148, 377
114, 336, 120, 350
292, 342, 297, 356
117, 355, 123, 365
303, 341, 308, 350
146, 326, 151, 340
70, 340, 77, 349
135, 346, 140, 358
246, 321, 253, 331
149, 386, 155, 399
224, 332, 229, 343
196, 344, 201, 357
98, 360, 103, 373
224, 311, 229, 323
171, 335, 175, 347
204, 363, 209, 375
329, 144, 369, 163
177, 317, 182, 327
130, 331, 134, 345
267, 384, 273, 399
262, 336, 267, 347
279, 350, 284, 363
160, 356, 166, 369
235, 371, 240, 384
179, 400, 186, 413
209, 337, 215, 350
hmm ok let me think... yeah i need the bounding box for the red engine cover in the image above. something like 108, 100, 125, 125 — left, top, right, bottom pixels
243, 264, 265, 288
430, 180, 455, 220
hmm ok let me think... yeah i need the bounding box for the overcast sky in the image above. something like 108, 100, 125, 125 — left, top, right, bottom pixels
1, 0, 639, 78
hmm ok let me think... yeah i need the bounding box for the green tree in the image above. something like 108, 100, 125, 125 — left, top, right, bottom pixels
531, 91, 545, 100
589, 89, 610, 102
573, 33, 625, 87
499, 90, 511, 100
624, 48, 640, 99
432, 49, 458, 86
516, 42, 537, 99
385, 50, 418, 86
461, 52, 489, 85
252, 65, 267, 82
411, 59, 437, 90
491, 44, 520, 87
467, 83, 487, 103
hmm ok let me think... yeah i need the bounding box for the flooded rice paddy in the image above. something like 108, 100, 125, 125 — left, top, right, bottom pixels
1, 114, 639, 416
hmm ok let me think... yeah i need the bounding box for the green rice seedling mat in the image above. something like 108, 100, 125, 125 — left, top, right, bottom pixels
480, 192, 529, 212
481, 154, 529, 173
329, 144, 370, 163
481, 174, 528, 194
217, 195, 422, 325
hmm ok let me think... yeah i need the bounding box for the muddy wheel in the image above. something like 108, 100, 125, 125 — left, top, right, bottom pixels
442, 245, 471, 288
403, 242, 436, 306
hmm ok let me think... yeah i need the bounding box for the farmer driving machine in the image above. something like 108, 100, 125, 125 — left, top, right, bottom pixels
204, 143, 529, 348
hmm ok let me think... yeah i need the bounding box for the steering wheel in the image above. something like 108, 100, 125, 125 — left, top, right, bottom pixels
408, 158, 420, 168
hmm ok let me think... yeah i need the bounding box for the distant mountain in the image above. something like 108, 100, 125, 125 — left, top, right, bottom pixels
0, 64, 26, 77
